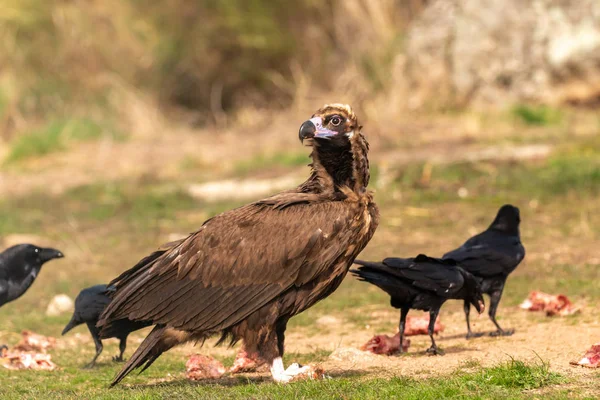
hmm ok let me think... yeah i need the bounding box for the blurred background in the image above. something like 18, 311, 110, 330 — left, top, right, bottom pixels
0, 0, 599, 379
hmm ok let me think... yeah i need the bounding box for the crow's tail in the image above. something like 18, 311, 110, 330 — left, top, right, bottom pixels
61, 316, 82, 336
352, 259, 385, 269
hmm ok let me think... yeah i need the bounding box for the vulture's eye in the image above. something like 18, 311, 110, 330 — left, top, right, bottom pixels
330, 116, 342, 126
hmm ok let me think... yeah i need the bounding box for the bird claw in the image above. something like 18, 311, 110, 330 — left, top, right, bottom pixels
272, 363, 314, 383
82, 363, 96, 369
465, 332, 485, 340
426, 347, 444, 356
112, 356, 124, 362
489, 328, 515, 337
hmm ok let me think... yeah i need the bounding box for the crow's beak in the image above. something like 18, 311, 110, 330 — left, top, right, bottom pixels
41, 248, 64, 262
299, 117, 337, 143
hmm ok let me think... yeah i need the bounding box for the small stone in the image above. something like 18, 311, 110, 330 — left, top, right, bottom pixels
45, 294, 74, 316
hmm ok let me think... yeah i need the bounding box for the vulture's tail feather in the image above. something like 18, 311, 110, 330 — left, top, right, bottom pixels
110, 325, 169, 387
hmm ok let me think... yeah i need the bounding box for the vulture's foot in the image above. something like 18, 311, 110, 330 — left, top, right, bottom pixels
426, 346, 444, 356
270, 358, 322, 383
112, 355, 125, 362
489, 328, 515, 337
82, 362, 96, 369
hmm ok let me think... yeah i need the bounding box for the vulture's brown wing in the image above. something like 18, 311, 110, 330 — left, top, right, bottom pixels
99, 200, 358, 332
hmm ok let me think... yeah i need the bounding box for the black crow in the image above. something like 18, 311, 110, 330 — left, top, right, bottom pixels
443, 204, 525, 338
62, 284, 150, 368
0, 244, 64, 308
352, 254, 485, 355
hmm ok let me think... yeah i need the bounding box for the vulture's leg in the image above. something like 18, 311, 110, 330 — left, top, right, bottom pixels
425, 310, 444, 356
265, 321, 311, 383
84, 321, 103, 368
397, 307, 409, 354
113, 334, 127, 362
488, 290, 514, 336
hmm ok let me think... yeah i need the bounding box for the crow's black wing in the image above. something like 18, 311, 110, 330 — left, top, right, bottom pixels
380, 255, 465, 297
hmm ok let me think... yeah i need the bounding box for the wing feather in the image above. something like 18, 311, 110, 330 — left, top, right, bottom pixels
99, 200, 360, 333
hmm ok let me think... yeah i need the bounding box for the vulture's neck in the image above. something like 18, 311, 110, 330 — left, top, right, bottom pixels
304, 134, 370, 195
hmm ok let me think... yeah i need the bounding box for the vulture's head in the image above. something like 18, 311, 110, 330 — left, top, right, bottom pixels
298, 104, 360, 148
298, 103, 370, 190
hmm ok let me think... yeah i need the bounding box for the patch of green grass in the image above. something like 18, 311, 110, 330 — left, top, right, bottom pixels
512, 104, 563, 126
0, 356, 566, 399
468, 358, 562, 390
234, 151, 309, 174
387, 146, 600, 208
5, 118, 125, 163
61, 181, 201, 228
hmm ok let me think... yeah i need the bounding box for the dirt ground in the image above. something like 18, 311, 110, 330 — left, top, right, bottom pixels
58, 305, 596, 384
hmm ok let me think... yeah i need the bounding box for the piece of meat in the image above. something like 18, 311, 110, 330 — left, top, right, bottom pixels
404, 315, 445, 336
12, 330, 56, 353
519, 291, 579, 316
230, 347, 269, 373
361, 333, 411, 355
360, 315, 443, 355
570, 343, 600, 368
1, 351, 57, 370
185, 354, 226, 380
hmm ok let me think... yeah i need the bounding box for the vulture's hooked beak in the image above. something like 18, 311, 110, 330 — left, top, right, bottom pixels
299, 117, 337, 143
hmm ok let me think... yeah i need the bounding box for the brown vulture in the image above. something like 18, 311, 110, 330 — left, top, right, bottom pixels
98, 104, 379, 385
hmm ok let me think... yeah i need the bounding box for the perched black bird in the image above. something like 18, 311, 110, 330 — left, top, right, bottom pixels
352, 255, 484, 355
0, 244, 64, 308
443, 204, 525, 338
62, 284, 150, 368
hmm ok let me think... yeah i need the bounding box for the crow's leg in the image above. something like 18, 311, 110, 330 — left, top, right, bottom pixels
84, 321, 103, 368
113, 334, 127, 362
464, 301, 484, 339
397, 307, 409, 354
425, 309, 444, 356
464, 300, 473, 338
488, 290, 514, 337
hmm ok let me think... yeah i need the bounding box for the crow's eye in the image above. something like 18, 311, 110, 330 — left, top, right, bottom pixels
330, 116, 342, 126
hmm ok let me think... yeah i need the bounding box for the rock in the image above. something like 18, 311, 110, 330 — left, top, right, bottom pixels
405, 0, 600, 107
45, 294, 74, 317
